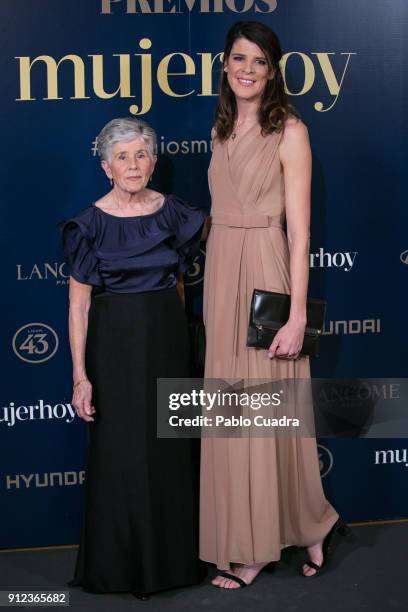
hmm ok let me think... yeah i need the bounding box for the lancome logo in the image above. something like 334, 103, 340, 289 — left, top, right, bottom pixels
16, 262, 69, 285
101, 0, 278, 14
15, 41, 355, 115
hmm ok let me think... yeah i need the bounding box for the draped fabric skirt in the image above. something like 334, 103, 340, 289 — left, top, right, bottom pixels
69, 288, 205, 594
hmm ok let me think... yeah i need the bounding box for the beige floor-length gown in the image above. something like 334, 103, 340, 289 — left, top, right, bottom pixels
200, 122, 339, 570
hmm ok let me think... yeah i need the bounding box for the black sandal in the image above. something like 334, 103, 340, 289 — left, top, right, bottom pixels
302, 518, 353, 577
133, 593, 151, 600
212, 571, 248, 589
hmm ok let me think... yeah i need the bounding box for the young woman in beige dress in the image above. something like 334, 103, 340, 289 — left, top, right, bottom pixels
200, 21, 345, 589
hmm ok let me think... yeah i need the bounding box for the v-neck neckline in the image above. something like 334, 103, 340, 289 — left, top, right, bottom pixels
226, 121, 260, 161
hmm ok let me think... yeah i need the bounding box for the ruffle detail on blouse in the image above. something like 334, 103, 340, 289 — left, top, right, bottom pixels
59, 195, 206, 288
162, 195, 206, 273
59, 207, 103, 286
162, 195, 205, 247
88, 195, 205, 263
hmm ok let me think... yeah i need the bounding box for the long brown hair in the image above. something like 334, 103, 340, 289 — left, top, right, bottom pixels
214, 21, 298, 141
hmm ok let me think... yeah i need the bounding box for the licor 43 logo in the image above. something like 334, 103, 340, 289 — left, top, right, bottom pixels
400, 250, 408, 265
317, 444, 334, 478
184, 247, 205, 287
12, 323, 59, 364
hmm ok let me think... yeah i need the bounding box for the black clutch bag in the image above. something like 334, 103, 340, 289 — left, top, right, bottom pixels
247, 289, 326, 357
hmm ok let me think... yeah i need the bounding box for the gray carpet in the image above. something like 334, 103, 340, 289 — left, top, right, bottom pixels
1, 522, 407, 611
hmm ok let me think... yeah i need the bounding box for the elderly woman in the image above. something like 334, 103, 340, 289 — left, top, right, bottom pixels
61, 117, 206, 598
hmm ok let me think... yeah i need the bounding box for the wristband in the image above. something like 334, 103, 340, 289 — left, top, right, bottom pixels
73, 378, 88, 389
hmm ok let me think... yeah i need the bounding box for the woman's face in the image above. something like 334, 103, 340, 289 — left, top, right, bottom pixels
102, 138, 156, 194
224, 37, 272, 104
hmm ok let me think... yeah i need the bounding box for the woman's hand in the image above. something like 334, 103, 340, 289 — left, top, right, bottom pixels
72, 380, 96, 422
268, 319, 306, 360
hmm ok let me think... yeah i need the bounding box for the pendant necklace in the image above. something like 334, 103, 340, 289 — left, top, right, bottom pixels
231, 120, 242, 140
231, 117, 244, 140
231, 116, 257, 140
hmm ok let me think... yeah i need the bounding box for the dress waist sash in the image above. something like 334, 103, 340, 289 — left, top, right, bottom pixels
211, 212, 283, 229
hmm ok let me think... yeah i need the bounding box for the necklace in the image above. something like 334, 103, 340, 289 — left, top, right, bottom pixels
231, 116, 257, 140
231, 118, 243, 140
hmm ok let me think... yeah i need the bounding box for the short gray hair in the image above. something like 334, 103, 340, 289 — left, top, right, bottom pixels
96, 117, 157, 164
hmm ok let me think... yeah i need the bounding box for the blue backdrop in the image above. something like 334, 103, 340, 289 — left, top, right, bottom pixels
1, 0, 407, 548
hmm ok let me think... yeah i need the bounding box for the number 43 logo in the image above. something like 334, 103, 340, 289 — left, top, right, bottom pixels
12, 323, 59, 364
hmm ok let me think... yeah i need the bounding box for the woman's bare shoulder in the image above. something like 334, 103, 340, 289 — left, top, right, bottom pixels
283, 116, 309, 138
279, 116, 311, 163
280, 117, 310, 150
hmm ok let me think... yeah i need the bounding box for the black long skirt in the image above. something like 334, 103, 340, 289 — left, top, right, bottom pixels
69, 287, 206, 594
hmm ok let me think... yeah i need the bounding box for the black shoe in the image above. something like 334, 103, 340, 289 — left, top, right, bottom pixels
212, 571, 248, 589
212, 561, 274, 589
133, 593, 151, 600
302, 518, 353, 577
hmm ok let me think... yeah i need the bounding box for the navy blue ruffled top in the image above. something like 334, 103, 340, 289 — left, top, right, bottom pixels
60, 195, 205, 293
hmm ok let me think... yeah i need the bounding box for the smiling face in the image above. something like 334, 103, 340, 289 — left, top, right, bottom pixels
224, 37, 272, 105
101, 138, 156, 194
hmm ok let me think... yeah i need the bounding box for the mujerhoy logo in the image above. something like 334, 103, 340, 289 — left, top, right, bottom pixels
375, 449, 408, 466
0, 400, 76, 427
309, 249, 358, 272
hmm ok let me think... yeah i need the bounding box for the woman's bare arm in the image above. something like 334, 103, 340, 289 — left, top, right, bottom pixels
68, 277, 95, 421
268, 119, 311, 358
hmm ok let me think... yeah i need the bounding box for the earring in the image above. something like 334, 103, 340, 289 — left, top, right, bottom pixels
110, 178, 113, 187
149, 175, 153, 182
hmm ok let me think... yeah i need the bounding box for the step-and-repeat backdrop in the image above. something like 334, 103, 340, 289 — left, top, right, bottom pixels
1, 0, 407, 547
